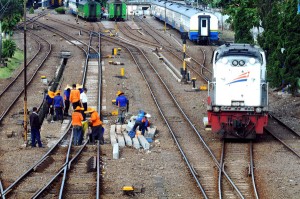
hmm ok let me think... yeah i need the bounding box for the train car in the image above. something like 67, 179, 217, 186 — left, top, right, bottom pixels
69, 0, 101, 21
207, 43, 268, 139
50, 0, 63, 8
151, 0, 218, 44
107, 0, 127, 21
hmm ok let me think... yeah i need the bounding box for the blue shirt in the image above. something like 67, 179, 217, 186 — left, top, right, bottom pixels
116, 95, 128, 107
46, 95, 53, 105
53, 95, 64, 108
64, 89, 70, 100
136, 110, 145, 122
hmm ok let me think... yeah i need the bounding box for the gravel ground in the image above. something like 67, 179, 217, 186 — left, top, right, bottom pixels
0, 13, 299, 199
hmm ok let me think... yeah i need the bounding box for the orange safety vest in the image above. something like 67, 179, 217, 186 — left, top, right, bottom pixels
72, 111, 83, 126
70, 89, 80, 103
90, 111, 102, 127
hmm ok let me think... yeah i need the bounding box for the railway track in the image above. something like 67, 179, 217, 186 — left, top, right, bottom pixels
265, 113, 300, 158
101, 33, 249, 198
220, 141, 258, 198
0, 31, 51, 122
0, 16, 103, 198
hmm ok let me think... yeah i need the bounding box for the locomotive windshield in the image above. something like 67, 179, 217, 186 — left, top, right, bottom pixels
215, 47, 263, 65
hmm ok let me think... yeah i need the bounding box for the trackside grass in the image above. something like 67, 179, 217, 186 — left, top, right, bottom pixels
0, 49, 23, 79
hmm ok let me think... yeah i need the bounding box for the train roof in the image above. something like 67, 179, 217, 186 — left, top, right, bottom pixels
217, 43, 264, 58
69, 0, 100, 5
107, 0, 124, 4
152, 0, 216, 18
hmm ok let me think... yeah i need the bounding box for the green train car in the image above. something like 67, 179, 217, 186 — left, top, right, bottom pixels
69, 0, 102, 21
107, 0, 127, 21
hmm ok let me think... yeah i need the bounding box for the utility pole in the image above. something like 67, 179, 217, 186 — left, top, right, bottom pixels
0, 21, 2, 65
23, 0, 28, 145
164, 1, 166, 33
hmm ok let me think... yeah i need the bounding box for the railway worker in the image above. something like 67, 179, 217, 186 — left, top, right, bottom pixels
141, 113, 151, 136
53, 90, 64, 123
115, 90, 129, 124
80, 88, 88, 121
72, 106, 84, 146
70, 84, 81, 110
131, 110, 146, 133
63, 85, 71, 117
46, 90, 55, 123
85, 107, 104, 145
30, 107, 43, 148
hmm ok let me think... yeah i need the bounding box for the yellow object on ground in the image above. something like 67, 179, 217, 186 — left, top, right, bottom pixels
200, 85, 208, 91
122, 186, 134, 191
112, 99, 116, 105
111, 110, 118, 116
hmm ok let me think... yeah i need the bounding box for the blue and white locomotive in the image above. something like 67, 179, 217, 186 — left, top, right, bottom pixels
207, 43, 268, 139
151, 0, 219, 44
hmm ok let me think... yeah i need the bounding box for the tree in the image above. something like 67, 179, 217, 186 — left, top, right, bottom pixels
0, 0, 23, 63
2, 39, 17, 58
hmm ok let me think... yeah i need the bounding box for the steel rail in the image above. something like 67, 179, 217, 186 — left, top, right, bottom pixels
0, 32, 52, 122
103, 35, 244, 197
0, 180, 4, 199
32, 140, 90, 198
2, 122, 71, 196
250, 141, 259, 199
2, 18, 91, 197
58, 131, 74, 198
218, 140, 225, 199
126, 45, 208, 199
0, 33, 41, 97
135, 18, 212, 83
138, 17, 212, 81
268, 113, 300, 137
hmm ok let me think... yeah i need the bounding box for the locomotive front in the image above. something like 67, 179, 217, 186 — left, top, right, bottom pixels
207, 43, 268, 139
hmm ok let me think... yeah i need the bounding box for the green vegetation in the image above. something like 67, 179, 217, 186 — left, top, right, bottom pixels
29, 7, 34, 14
55, 7, 66, 14
204, 0, 300, 94
2, 39, 17, 58
0, 49, 23, 79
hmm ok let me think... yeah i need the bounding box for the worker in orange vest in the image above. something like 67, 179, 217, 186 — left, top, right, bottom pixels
85, 107, 104, 145
72, 106, 84, 145
70, 84, 81, 110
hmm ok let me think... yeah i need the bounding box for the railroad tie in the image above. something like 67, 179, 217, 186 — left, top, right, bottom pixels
87, 156, 97, 172
34, 156, 54, 172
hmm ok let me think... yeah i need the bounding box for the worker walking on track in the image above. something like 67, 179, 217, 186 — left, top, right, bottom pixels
72, 106, 84, 145
85, 107, 104, 144
70, 84, 81, 110
30, 107, 43, 148
115, 90, 129, 124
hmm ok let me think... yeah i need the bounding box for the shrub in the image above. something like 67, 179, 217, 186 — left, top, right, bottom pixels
29, 7, 34, 14
2, 39, 17, 58
55, 7, 66, 14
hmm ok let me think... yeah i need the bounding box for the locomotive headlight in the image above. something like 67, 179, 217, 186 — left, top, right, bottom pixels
239, 60, 245, 66
232, 60, 238, 66
249, 58, 256, 64
213, 107, 220, 112
256, 107, 262, 113
222, 58, 228, 64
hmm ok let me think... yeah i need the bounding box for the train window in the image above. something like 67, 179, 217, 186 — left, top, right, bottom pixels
202, 20, 206, 27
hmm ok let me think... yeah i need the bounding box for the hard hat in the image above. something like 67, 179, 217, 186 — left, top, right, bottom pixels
47, 91, 55, 98
75, 106, 84, 111
116, 90, 124, 96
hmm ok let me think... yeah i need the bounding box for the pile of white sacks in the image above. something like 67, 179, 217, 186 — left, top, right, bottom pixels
110, 116, 157, 159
